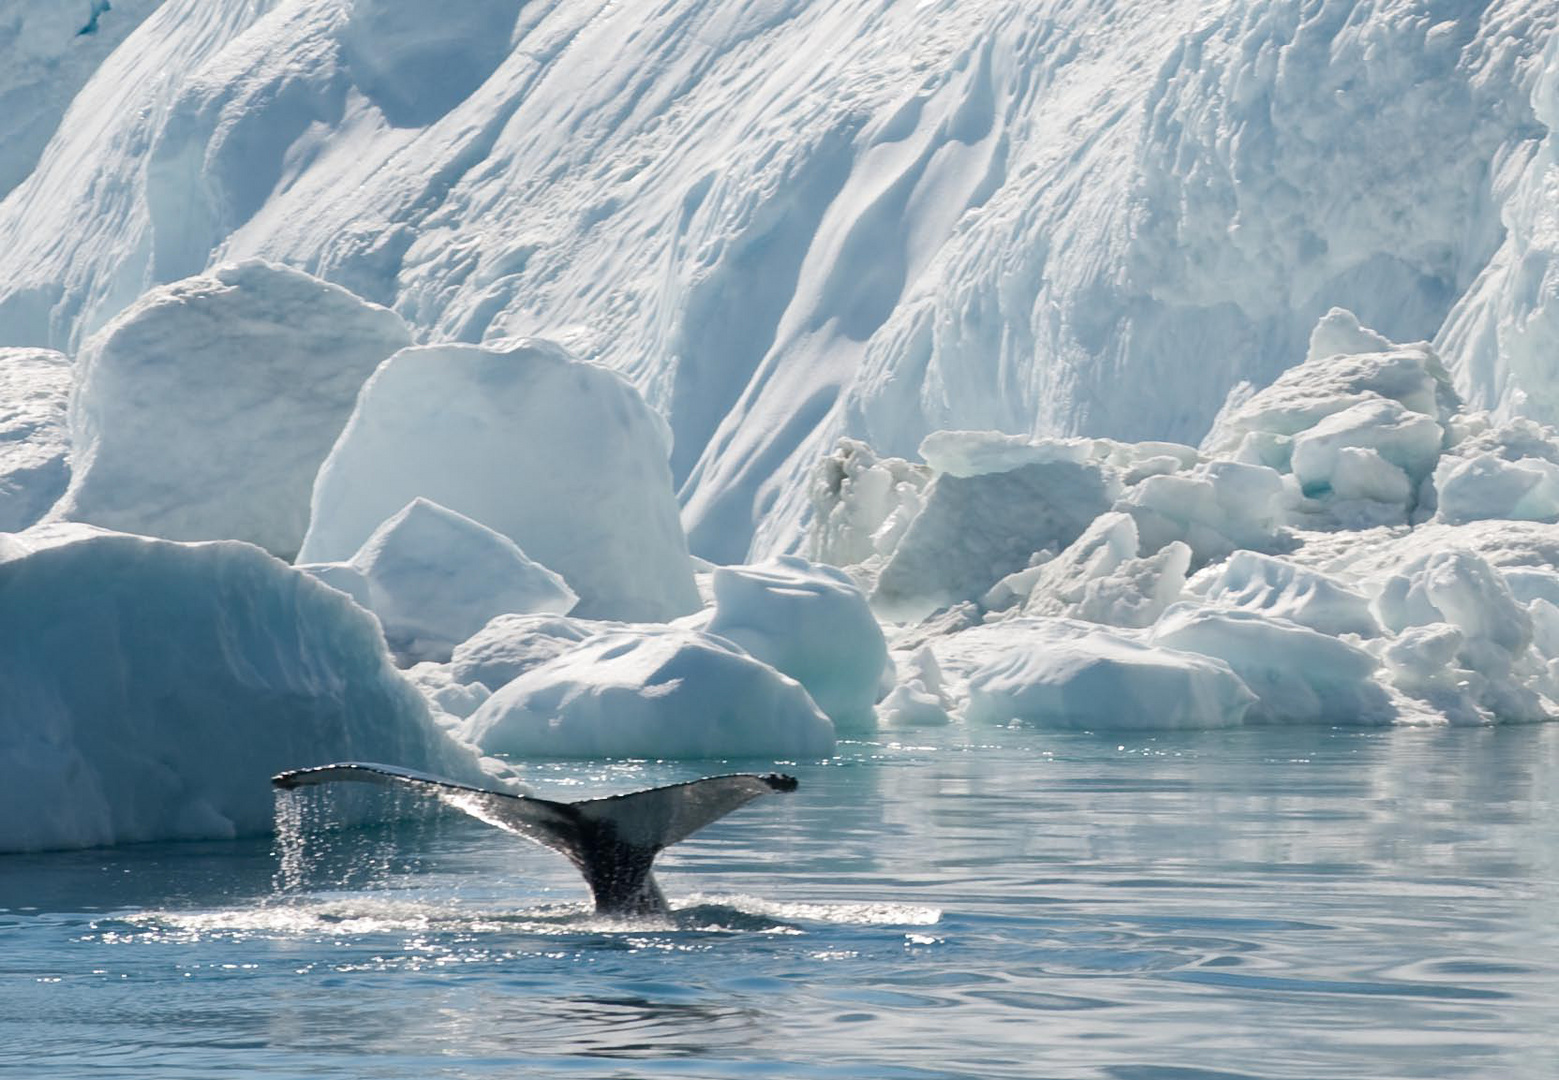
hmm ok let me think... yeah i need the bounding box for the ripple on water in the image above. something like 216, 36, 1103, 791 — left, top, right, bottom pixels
3, 725, 1558, 1080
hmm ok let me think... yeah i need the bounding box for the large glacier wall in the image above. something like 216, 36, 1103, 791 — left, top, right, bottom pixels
0, 0, 1556, 561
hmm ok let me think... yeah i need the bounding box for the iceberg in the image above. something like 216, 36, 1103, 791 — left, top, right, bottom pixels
0, 525, 494, 853
446, 613, 596, 693
954, 619, 1257, 732
869, 435, 1116, 620
54, 261, 411, 558
1151, 605, 1393, 727
704, 554, 888, 731
298, 340, 700, 622
459, 627, 836, 760
303, 497, 577, 665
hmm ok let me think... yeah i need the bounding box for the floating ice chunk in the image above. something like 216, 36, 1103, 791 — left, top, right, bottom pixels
808, 437, 930, 567
1500, 567, 1559, 609
705, 554, 887, 731
0, 526, 493, 853
1186, 551, 1380, 638
1289, 398, 1443, 497
460, 627, 836, 759
1151, 605, 1393, 726
1304, 307, 1395, 365
961, 620, 1256, 731
55, 262, 412, 558
1021, 511, 1189, 629
1379, 623, 1480, 724
340, 498, 577, 664
1320, 520, 1559, 583
1372, 549, 1553, 724
1433, 418, 1559, 524
917, 431, 1099, 477
1122, 460, 1288, 566
1374, 550, 1531, 659
298, 340, 699, 622
405, 662, 492, 721
1436, 454, 1559, 524
0, 348, 70, 532
878, 647, 951, 727
1202, 324, 1456, 458
447, 613, 597, 691
1328, 447, 1415, 505
871, 445, 1115, 621
877, 680, 952, 727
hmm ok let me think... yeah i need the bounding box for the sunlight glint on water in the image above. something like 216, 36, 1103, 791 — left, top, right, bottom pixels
3, 725, 1558, 1079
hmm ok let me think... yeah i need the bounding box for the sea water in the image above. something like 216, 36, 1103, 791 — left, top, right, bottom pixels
2, 725, 1557, 1079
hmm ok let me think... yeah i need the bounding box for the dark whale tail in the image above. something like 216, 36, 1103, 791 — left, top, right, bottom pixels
272, 763, 798, 916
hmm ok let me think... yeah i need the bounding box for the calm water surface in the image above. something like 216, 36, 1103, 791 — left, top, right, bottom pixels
3, 725, 1558, 1079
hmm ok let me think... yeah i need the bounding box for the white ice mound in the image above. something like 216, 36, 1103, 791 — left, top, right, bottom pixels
1151, 605, 1393, 726
55, 261, 411, 557
447, 613, 596, 691
298, 340, 700, 622
1121, 460, 1289, 567
0, 526, 492, 853
1202, 312, 1456, 527
1204, 312, 1458, 456
312, 497, 578, 665
1372, 548, 1555, 724
460, 627, 836, 759
870, 435, 1115, 620
0, 347, 70, 531
1016, 511, 1189, 629
705, 554, 888, 730
809, 438, 930, 568
957, 619, 1257, 731
1186, 551, 1380, 638
877, 648, 952, 727
1433, 417, 1559, 525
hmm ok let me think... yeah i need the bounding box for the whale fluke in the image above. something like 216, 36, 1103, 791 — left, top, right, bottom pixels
272, 762, 798, 916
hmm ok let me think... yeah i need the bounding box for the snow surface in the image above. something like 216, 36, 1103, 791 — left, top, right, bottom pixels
302, 497, 577, 665
298, 340, 700, 622
56, 261, 411, 557
0, 524, 495, 853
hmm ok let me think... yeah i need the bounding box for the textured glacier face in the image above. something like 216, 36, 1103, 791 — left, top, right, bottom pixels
0, 0, 164, 200
3, 0, 1554, 561
0, 347, 70, 531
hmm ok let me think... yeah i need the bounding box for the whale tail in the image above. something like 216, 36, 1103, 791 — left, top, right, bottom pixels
272, 763, 799, 916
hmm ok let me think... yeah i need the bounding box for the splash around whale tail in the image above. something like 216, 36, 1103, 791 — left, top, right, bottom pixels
272, 762, 799, 916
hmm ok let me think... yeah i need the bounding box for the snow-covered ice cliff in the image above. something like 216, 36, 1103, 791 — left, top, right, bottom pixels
3, 0, 1557, 559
